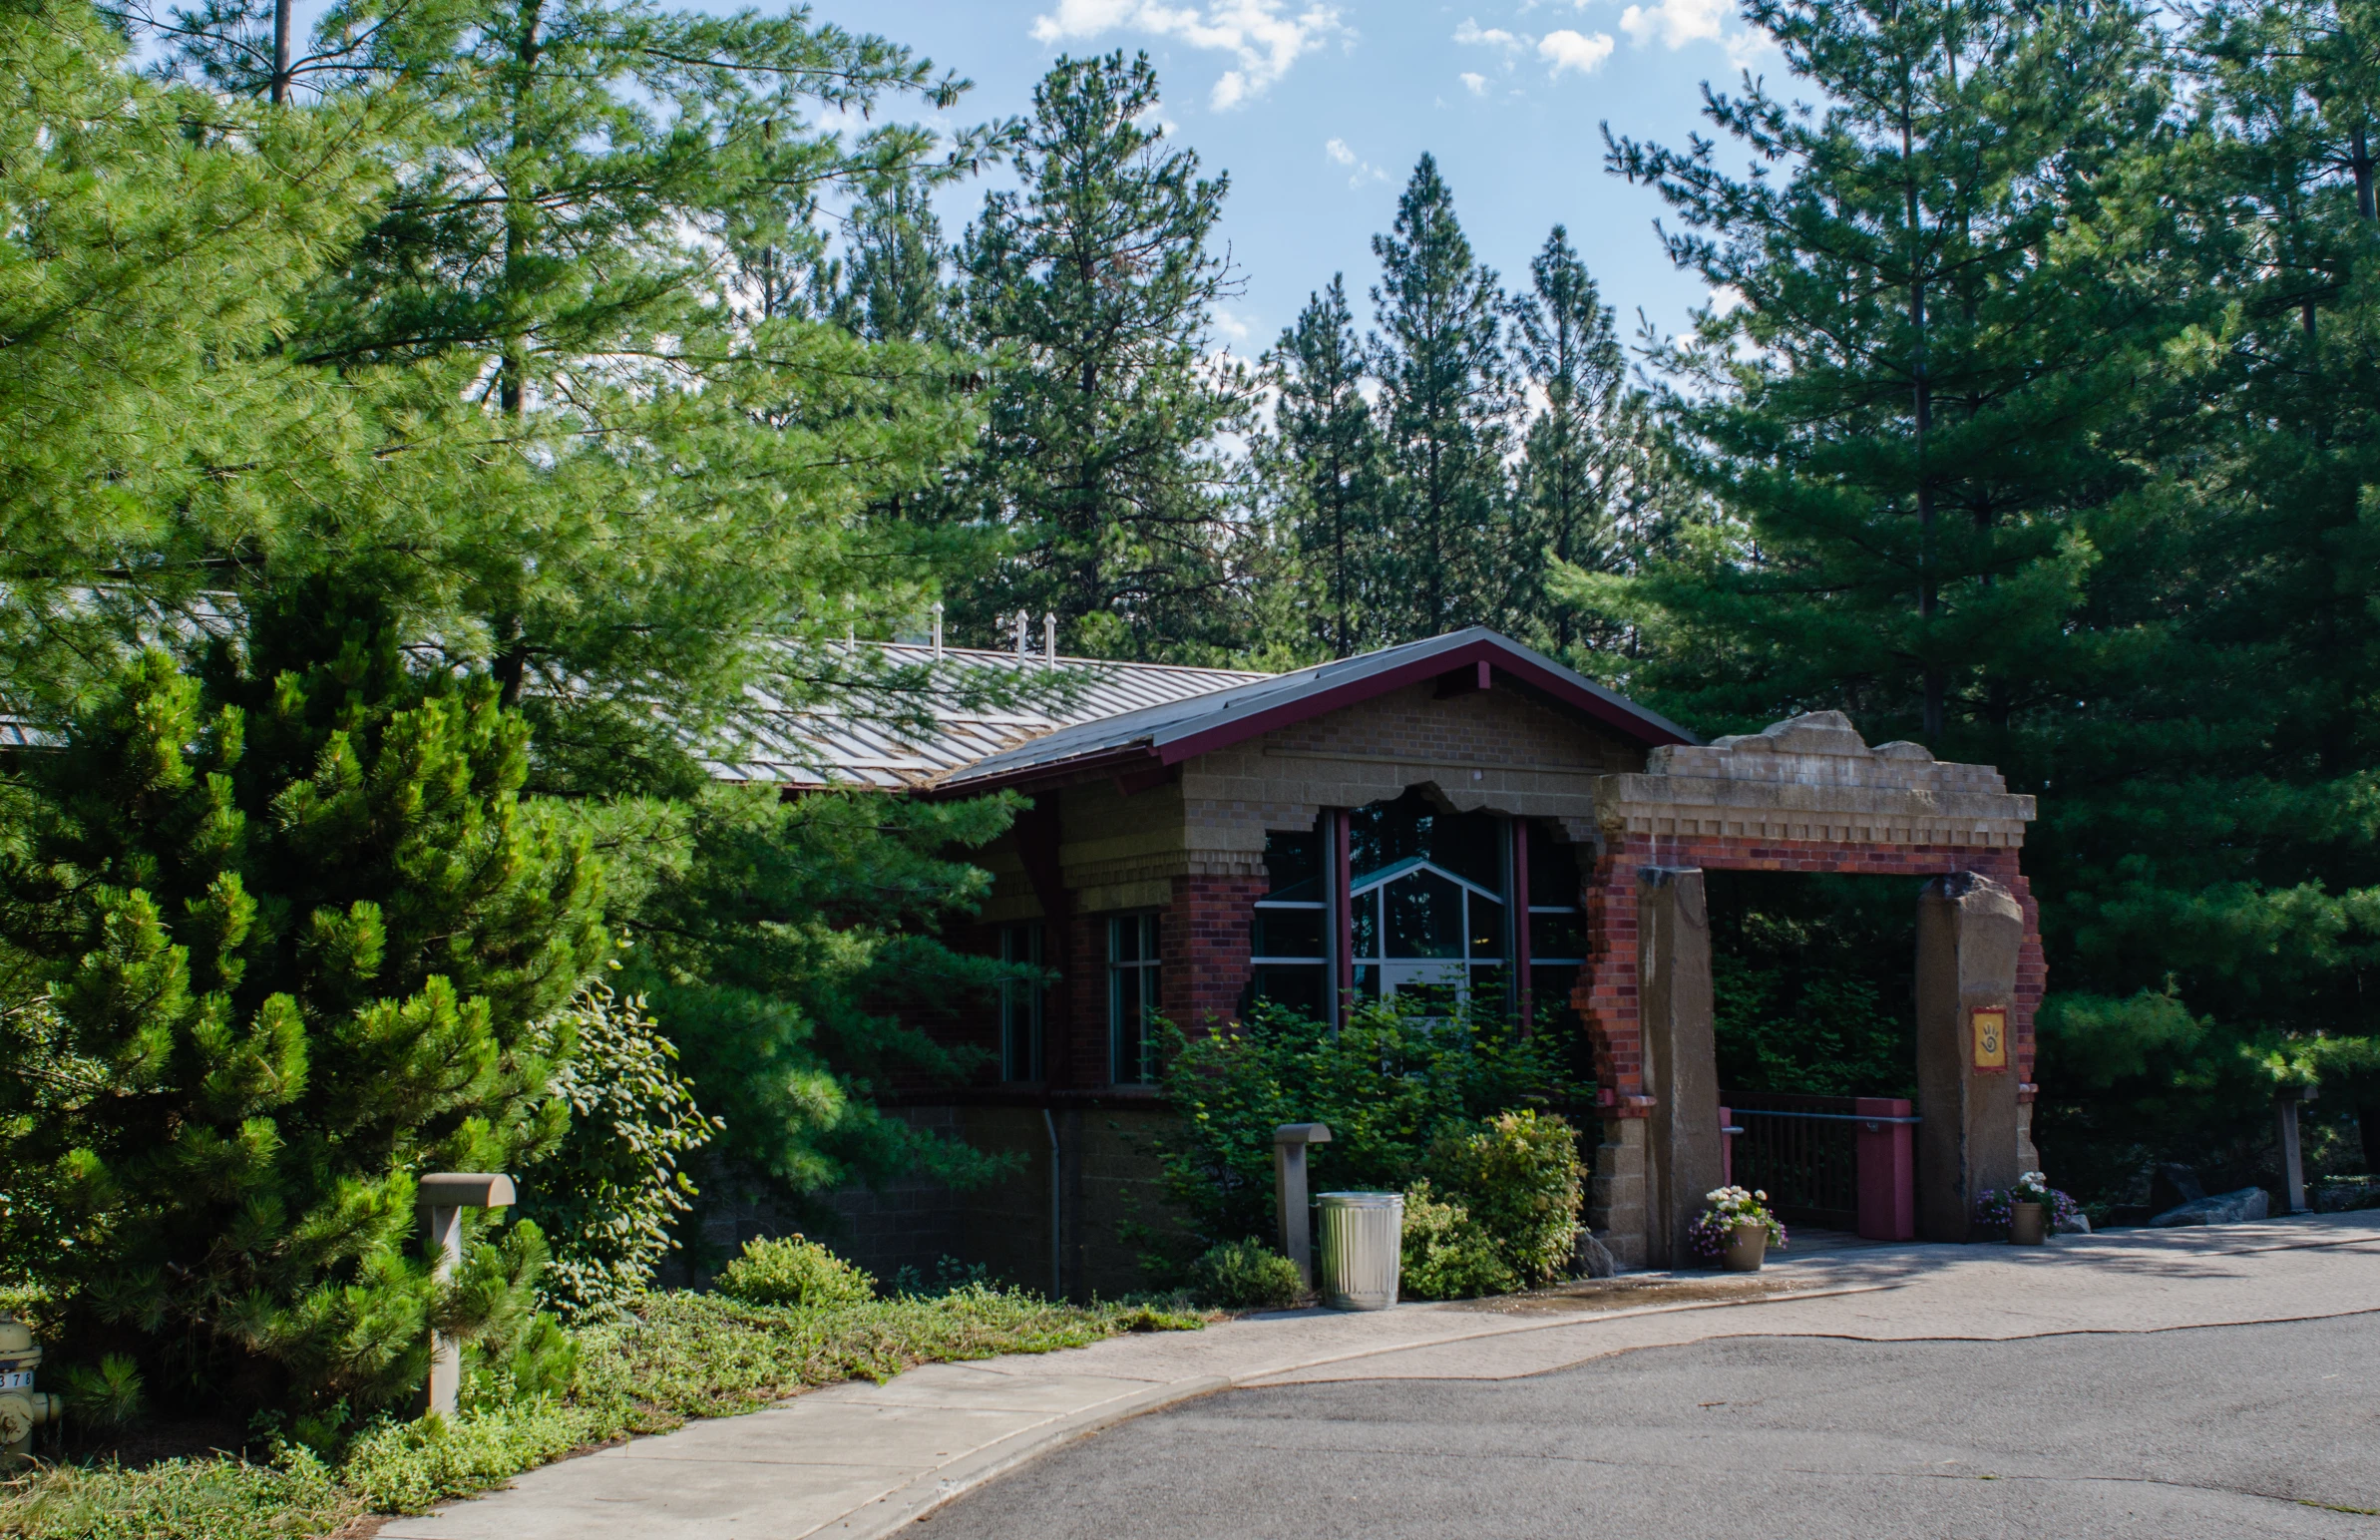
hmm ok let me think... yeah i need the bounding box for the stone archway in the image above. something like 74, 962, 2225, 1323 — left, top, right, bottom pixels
1574, 712, 2042, 1268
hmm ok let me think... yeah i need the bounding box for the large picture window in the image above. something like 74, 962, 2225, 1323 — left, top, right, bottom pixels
1349, 790, 1508, 1008
1108, 913, 1162, 1085
1250, 828, 1329, 1018
998, 922, 1044, 1082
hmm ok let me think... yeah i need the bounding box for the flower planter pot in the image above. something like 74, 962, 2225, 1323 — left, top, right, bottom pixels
2009, 1201, 2048, 1246
1722, 1222, 1768, 1273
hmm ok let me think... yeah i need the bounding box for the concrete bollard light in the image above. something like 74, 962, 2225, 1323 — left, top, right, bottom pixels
419, 1172, 517, 1418
1273, 1124, 1333, 1290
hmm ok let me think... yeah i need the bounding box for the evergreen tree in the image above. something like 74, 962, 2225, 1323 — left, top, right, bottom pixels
1597, 0, 2165, 745
0, 578, 601, 1418
1509, 226, 1640, 659
823, 176, 954, 345
1258, 275, 1386, 659
1369, 156, 1518, 642
954, 52, 1253, 659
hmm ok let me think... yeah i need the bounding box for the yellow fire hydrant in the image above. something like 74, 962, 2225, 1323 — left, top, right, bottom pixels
0, 1316, 62, 1460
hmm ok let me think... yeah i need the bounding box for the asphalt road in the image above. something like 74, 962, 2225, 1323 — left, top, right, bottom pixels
919, 1313, 2380, 1539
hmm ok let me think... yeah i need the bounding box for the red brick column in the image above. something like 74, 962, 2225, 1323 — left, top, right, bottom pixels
1170, 875, 1266, 1036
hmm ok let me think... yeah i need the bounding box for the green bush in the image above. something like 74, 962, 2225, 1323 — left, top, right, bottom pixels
1185, 1240, 1304, 1309
521, 982, 721, 1318
713, 1236, 877, 1309
1397, 1181, 1516, 1300
1422, 1109, 1582, 1288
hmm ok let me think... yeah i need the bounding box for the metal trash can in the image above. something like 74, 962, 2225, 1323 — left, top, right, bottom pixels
1317, 1191, 1404, 1310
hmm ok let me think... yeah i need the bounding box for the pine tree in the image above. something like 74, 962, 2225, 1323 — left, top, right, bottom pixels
1509, 226, 1640, 659
1258, 275, 1386, 659
1370, 156, 1519, 642
1598, 0, 2166, 744
954, 52, 1253, 659
0, 577, 602, 1418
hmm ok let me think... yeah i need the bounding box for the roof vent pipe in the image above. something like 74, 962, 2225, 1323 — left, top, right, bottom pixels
1043, 611, 1056, 663
1012, 610, 1029, 657
931, 600, 944, 659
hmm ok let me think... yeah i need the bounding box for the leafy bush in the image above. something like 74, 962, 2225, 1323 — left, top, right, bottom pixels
714, 1236, 877, 1309
521, 982, 721, 1318
1422, 1109, 1582, 1288
1396, 1181, 1516, 1300
1185, 1241, 1304, 1309
1154, 996, 1586, 1260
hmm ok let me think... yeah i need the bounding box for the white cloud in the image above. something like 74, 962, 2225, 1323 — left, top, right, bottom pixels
1211, 306, 1255, 343
1453, 16, 1525, 50
1618, 0, 1765, 61
1324, 136, 1388, 187
1030, 0, 1347, 111
1459, 70, 1491, 95
1537, 28, 1614, 74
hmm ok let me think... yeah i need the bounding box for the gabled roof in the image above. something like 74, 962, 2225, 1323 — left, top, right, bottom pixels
711, 642, 1271, 789
928, 628, 1696, 794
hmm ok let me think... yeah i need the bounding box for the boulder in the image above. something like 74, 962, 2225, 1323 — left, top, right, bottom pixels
2149, 1162, 2206, 1213
2054, 1212, 2092, 1235
1574, 1230, 1619, 1279
2149, 1186, 2269, 1228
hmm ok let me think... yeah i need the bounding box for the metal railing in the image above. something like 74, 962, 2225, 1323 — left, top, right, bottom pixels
1725, 1092, 1861, 1230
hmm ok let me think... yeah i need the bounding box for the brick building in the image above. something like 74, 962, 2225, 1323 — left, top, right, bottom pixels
723, 627, 2041, 1291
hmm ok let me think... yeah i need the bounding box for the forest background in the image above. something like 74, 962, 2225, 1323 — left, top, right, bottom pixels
5, 0, 2380, 1428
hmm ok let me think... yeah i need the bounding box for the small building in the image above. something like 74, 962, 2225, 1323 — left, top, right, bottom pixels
728, 627, 2043, 1291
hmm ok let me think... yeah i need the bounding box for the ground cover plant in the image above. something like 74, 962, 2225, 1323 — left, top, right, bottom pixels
0, 1259, 1198, 1540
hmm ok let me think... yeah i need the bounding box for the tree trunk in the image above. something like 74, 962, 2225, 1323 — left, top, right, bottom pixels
269, 0, 291, 104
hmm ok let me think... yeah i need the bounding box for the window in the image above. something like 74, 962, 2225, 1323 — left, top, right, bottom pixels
997, 922, 1044, 1082
1348, 790, 1509, 1007
1525, 823, 1584, 1032
1108, 913, 1162, 1085
1250, 828, 1330, 1019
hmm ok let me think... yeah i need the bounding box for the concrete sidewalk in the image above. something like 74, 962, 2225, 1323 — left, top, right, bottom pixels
377, 1213, 2380, 1540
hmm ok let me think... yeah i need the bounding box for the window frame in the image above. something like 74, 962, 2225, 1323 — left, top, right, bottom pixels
1107, 912, 1163, 1086
997, 921, 1045, 1083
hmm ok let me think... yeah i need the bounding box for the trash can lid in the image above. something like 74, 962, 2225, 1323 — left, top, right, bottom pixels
1316, 1191, 1404, 1207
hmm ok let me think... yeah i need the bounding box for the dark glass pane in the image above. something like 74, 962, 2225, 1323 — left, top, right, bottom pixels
1355, 963, 1381, 999
1253, 905, 1326, 959
1254, 964, 1328, 1019
1112, 916, 1140, 963
1264, 830, 1321, 899
1527, 823, 1582, 909
1530, 964, 1582, 1028
1468, 896, 1505, 959
1387, 869, 1464, 959
1349, 790, 1427, 880
1353, 890, 1380, 959
1530, 911, 1584, 961
1429, 808, 1503, 891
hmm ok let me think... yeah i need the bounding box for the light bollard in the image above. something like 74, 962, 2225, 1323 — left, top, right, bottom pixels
0, 1316, 60, 1461
419, 1172, 517, 1418
1273, 1123, 1333, 1291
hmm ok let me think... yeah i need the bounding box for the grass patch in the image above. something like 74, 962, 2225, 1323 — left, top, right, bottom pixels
0, 1286, 1199, 1540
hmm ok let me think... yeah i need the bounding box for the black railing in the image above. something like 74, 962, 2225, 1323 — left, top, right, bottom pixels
1726, 1091, 1859, 1231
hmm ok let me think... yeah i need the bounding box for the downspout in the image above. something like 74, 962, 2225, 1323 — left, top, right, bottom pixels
1042, 1109, 1062, 1302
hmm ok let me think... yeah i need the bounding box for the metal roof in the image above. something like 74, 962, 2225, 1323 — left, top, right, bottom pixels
931, 628, 1697, 793
706, 642, 1271, 789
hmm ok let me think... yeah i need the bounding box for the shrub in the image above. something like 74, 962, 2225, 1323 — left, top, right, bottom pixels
1397, 1181, 1516, 1300
714, 1236, 876, 1309
1185, 1241, 1304, 1309
520, 982, 721, 1318
1423, 1109, 1583, 1288
1153, 996, 1587, 1259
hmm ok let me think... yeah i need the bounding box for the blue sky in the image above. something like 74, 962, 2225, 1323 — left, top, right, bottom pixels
806, 0, 1784, 361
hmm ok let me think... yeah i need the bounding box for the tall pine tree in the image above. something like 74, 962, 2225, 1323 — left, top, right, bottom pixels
1258, 275, 1387, 659
953, 52, 1252, 659
1370, 156, 1518, 642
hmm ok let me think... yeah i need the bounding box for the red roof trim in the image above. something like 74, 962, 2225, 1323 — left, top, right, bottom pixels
1154, 636, 1690, 766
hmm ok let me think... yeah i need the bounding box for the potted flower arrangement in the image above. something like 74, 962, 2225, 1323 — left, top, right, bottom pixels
1688, 1186, 1788, 1272
1975, 1171, 2079, 1244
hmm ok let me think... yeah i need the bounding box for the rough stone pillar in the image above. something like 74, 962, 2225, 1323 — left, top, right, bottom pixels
1915, 873, 2026, 1241
1639, 867, 1722, 1269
